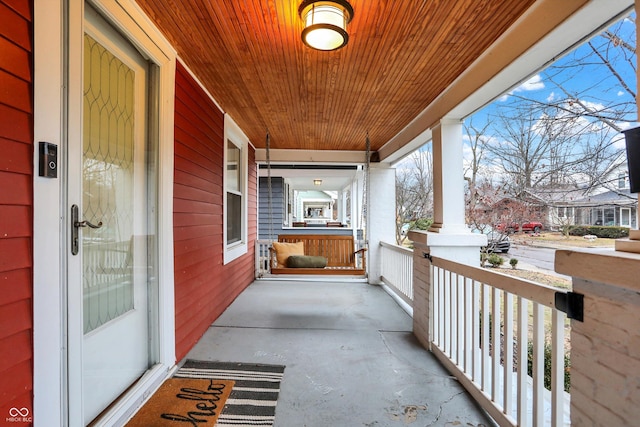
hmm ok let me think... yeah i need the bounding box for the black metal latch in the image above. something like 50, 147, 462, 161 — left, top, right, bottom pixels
554, 291, 584, 322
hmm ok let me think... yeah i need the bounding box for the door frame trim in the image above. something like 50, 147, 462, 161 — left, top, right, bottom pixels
33, 1, 177, 425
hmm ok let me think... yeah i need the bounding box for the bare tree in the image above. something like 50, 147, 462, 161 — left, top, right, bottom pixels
395, 149, 433, 244
464, 120, 491, 213
482, 102, 569, 193
507, 14, 635, 193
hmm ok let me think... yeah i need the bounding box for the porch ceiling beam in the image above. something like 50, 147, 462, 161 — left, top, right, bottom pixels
378, 0, 633, 163
255, 148, 369, 165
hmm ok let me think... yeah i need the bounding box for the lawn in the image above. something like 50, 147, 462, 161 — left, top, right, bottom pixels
510, 231, 616, 248
498, 267, 571, 290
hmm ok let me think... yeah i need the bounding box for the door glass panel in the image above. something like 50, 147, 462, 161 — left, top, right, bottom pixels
82, 34, 137, 333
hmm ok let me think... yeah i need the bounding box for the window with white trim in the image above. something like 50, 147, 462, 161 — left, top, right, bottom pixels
619, 172, 627, 189
224, 116, 248, 263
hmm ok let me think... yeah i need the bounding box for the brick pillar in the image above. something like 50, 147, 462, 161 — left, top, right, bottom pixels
412, 237, 431, 349
556, 249, 640, 426
410, 230, 486, 351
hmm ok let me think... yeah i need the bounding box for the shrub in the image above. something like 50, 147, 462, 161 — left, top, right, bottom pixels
411, 218, 433, 230
488, 254, 504, 268
568, 225, 629, 239
509, 258, 518, 269
527, 342, 571, 393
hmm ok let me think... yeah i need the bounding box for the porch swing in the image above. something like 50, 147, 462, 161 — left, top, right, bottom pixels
265, 133, 368, 276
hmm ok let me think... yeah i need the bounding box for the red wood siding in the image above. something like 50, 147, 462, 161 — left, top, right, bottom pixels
173, 61, 256, 360
0, 0, 33, 420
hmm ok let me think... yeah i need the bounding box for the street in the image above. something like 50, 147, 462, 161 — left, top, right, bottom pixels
507, 244, 572, 279
508, 244, 556, 271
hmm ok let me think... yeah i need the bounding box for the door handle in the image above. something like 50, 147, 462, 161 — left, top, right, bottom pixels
71, 204, 103, 255
75, 219, 103, 229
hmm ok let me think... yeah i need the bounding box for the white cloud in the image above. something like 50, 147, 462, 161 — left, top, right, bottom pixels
519, 74, 545, 91
618, 90, 625, 96
499, 74, 545, 101
546, 92, 556, 102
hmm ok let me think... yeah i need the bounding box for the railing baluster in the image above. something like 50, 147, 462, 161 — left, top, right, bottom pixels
440, 266, 445, 348
492, 287, 501, 403
551, 308, 566, 426
435, 266, 441, 347
431, 263, 437, 347
472, 280, 480, 382
533, 302, 544, 426
450, 271, 457, 360
482, 283, 490, 392
464, 277, 472, 374
517, 296, 529, 427
446, 270, 453, 356
457, 274, 464, 367
504, 291, 514, 418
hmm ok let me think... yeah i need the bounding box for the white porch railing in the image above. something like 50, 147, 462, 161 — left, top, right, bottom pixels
429, 256, 571, 427
255, 239, 272, 277
379, 241, 413, 306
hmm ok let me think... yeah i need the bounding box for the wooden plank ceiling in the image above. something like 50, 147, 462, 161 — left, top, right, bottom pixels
137, 0, 535, 153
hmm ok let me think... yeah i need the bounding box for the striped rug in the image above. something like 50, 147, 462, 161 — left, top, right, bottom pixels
175, 360, 285, 427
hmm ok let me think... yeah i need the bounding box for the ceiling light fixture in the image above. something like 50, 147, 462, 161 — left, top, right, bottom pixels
314, 179, 323, 186
299, 0, 354, 51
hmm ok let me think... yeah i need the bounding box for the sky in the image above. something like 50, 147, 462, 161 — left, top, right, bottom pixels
396, 12, 638, 189
469, 12, 637, 148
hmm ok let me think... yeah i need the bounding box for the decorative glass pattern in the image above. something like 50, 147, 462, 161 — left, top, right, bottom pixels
82, 34, 137, 333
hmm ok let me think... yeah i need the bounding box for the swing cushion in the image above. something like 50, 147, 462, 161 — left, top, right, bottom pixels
272, 241, 305, 268
287, 255, 328, 268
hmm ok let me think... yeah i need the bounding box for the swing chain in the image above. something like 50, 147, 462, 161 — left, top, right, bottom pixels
266, 132, 273, 242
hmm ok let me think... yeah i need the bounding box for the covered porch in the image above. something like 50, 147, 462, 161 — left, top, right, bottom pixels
186, 278, 493, 426
15, 0, 638, 425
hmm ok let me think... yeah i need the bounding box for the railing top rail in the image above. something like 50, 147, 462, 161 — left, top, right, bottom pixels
430, 255, 565, 310
379, 241, 413, 255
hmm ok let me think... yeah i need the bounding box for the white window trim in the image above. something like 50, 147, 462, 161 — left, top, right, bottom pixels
224, 115, 249, 264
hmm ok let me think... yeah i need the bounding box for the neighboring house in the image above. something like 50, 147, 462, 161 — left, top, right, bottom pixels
479, 178, 637, 230
559, 188, 637, 228
530, 174, 637, 229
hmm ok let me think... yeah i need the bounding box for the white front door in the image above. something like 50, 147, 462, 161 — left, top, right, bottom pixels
69, 6, 157, 424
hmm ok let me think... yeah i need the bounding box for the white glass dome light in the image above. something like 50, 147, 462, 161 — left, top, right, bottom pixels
299, 0, 354, 51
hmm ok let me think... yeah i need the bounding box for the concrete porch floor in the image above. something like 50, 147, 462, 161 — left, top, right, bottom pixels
185, 279, 494, 426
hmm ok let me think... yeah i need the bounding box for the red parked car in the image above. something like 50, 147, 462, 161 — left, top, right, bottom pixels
494, 222, 519, 233
520, 221, 543, 233
495, 221, 543, 233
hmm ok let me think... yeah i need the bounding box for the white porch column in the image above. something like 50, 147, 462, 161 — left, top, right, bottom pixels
367, 163, 396, 284
410, 118, 486, 347
430, 119, 467, 234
